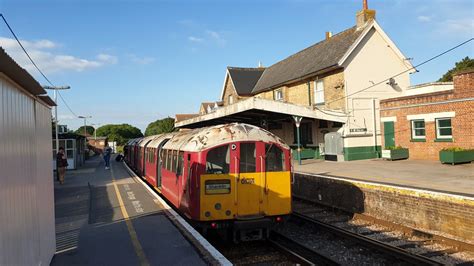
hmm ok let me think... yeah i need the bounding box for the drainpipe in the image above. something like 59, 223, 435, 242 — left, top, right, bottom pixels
372, 98, 378, 156
307, 81, 311, 106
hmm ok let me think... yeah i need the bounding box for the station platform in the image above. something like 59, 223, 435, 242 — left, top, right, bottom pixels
292, 159, 474, 242
294, 158, 474, 196
51, 155, 210, 265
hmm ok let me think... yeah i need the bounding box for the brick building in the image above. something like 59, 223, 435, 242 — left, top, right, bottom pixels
176, 2, 416, 161
380, 70, 474, 160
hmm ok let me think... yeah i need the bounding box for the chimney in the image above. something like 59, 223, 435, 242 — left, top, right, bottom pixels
325, 31, 332, 40
356, 0, 376, 29
258, 61, 263, 68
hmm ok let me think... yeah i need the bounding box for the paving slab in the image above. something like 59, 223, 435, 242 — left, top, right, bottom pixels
51, 155, 205, 265
294, 159, 474, 196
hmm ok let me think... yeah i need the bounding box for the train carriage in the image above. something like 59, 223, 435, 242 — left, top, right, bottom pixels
125, 123, 292, 242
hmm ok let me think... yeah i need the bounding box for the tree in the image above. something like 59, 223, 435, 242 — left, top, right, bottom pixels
95, 124, 143, 145
75, 125, 95, 136
145, 117, 175, 136
438, 56, 474, 82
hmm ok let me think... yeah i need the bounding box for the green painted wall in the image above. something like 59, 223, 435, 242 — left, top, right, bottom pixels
343, 146, 381, 161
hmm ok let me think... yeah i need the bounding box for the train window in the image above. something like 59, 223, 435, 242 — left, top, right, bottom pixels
177, 151, 184, 176
206, 145, 230, 174
265, 144, 285, 172
163, 150, 169, 170
172, 150, 178, 173
167, 150, 173, 171
240, 143, 256, 173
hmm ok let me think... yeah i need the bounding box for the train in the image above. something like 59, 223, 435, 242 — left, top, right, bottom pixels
124, 123, 292, 242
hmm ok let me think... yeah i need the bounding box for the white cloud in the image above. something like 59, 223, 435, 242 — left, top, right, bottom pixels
417, 15, 432, 22
97, 53, 118, 64
443, 18, 474, 33
127, 54, 155, 65
206, 30, 226, 46
188, 36, 204, 43
0, 37, 117, 74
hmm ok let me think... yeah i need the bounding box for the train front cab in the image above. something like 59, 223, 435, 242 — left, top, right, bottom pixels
198, 141, 292, 242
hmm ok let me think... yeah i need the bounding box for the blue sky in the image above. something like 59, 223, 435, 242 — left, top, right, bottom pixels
1, 0, 473, 132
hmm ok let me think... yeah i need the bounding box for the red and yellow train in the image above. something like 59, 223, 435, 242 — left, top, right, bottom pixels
124, 123, 292, 241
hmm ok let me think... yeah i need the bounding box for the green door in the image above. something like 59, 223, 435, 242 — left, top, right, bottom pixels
383, 121, 395, 148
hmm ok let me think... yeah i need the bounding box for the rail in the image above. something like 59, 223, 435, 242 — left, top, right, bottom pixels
291, 212, 443, 265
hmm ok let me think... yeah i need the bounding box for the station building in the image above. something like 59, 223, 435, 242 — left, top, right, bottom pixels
0, 48, 56, 265
380, 70, 474, 160
176, 4, 415, 161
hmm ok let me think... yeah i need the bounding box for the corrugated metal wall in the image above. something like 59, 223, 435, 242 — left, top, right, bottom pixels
0, 76, 56, 265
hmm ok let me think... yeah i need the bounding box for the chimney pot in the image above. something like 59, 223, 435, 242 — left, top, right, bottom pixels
325, 31, 332, 40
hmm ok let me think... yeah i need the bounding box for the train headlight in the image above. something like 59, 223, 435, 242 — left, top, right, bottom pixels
205, 180, 231, 195
214, 203, 221, 210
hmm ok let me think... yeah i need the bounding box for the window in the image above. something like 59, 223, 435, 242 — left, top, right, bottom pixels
273, 89, 283, 101
332, 122, 343, 128
436, 118, 452, 139
314, 80, 325, 105
229, 95, 234, 104
265, 144, 285, 172
172, 150, 178, 172
411, 120, 426, 139
206, 145, 230, 174
319, 120, 328, 128
177, 151, 184, 176
167, 150, 172, 170
293, 123, 313, 145
240, 143, 256, 173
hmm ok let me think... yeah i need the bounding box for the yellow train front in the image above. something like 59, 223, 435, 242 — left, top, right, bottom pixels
126, 123, 292, 242
185, 124, 292, 242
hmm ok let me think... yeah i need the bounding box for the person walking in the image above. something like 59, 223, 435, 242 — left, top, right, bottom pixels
56, 147, 68, 185
104, 145, 112, 170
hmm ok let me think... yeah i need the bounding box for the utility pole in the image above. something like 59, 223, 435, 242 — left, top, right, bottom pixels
43, 86, 71, 157
78, 115, 92, 155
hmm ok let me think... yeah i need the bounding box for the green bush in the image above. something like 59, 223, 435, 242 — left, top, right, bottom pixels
385, 146, 407, 150
441, 147, 473, 152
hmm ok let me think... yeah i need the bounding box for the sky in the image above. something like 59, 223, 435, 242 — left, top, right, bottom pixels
1, 0, 473, 132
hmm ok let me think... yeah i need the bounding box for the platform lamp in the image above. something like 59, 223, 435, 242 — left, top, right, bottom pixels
90, 123, 100, 141
293, 116, 303, 165
43, 85, 71, 159
78, 115, 92, 154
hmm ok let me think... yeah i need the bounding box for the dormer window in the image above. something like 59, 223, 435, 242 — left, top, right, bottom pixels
273, 89, 283, 101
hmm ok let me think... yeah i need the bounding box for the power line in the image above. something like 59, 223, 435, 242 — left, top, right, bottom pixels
57, 91, 78, 117
325, 37, 474, 105
0, 13, 80, 118
0, 13, 54, 86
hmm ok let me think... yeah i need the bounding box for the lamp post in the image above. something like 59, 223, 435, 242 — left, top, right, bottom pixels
43, 86, 71, 155
293, 116, 303, 165
78, 115, 92, 153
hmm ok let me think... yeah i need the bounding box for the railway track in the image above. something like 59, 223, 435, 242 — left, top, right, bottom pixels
290, 212, 441, 265
291, 198, 474, 265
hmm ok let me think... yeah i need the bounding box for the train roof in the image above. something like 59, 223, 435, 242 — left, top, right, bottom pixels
147, 133, 174, 149
138, 135, 157, 147
164, 123, 288, 152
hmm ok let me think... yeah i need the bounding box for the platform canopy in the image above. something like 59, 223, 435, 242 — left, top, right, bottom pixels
175, 97, 347, 129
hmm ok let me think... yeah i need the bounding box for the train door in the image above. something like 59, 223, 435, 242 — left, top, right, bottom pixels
156, 139, 169, 188
234, 142, 264, 217
142, 140, 153, 176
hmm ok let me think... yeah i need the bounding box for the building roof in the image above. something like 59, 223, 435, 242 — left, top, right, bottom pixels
200, 102, 215, 110
175, 113, 199, 122
227, 67, 265, 96
252, 26, 365, 93
0, 47, 46, 96
38, 95, 56, 106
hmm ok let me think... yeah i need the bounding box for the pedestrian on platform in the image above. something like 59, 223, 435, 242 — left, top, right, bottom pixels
56, 147, 68, 185
104, 145, 112, 170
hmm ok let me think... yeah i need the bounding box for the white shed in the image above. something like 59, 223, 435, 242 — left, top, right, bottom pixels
0, 48, 56, 265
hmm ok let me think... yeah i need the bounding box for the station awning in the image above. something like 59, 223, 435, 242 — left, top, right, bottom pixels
175, 97, 347, 129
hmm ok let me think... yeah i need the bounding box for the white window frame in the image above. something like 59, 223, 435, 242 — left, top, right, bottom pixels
411, 119, 426, 139
314, 80, 325, 105
274, 89, 283, 101
228, 95, 234, 104
436, 118, 452, 139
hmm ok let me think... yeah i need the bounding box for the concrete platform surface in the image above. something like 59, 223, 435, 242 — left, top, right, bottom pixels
51, 155, 205, 265
294, 159, 474, 196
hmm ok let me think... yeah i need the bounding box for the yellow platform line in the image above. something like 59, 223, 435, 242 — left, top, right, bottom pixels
110, 165, 150, 266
